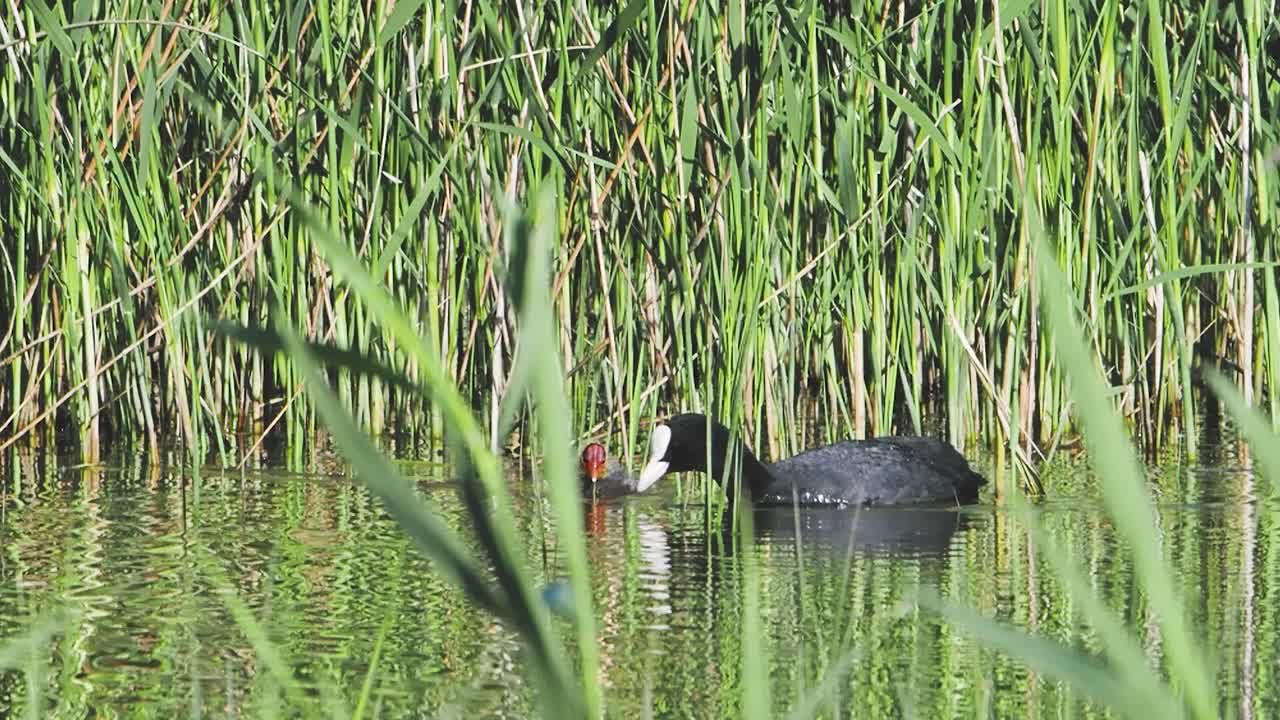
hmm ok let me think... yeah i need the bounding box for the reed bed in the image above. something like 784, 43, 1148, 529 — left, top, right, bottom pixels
1, 3, 1277, 473
1, 3, 1278, 716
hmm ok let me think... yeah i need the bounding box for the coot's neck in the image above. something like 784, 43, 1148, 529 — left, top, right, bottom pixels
698, 424, 774, 501
716, 442, 774, 502
663, 414, 777, 501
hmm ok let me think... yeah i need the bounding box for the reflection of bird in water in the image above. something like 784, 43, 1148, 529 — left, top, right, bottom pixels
576, 498, 675, 684
584, 502, 609, 536
579, 500, 674, 624
653, 504, 974, 614
636, 516, 672, 621
745, 506, 972, 558
577, 440, 671, 618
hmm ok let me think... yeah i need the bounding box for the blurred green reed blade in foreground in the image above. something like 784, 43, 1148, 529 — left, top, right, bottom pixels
924, 196, 1217, 720
218, 189, 598, 718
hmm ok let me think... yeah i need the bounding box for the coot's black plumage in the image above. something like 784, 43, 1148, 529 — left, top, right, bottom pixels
638, 413, 985, 507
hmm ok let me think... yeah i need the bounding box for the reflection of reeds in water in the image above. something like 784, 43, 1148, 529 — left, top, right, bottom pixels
1, 440, 1277, 717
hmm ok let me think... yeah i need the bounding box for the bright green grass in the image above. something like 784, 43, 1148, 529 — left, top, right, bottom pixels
1, 2, 1276, 480
1, 4, 1278, 716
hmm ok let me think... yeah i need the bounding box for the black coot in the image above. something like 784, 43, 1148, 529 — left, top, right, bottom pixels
579, 443, 638, 499
637, 413, 985, 506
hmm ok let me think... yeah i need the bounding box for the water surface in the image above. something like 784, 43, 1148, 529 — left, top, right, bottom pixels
0, 436, 1276, 718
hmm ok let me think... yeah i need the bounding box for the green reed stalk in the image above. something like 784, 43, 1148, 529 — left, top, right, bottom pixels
1, 0, 1276, 489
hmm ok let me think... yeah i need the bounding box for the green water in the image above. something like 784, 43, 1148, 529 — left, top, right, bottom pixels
0, 432, 1277, 718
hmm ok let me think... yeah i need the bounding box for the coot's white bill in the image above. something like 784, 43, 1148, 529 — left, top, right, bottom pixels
637, 423, 672, 492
